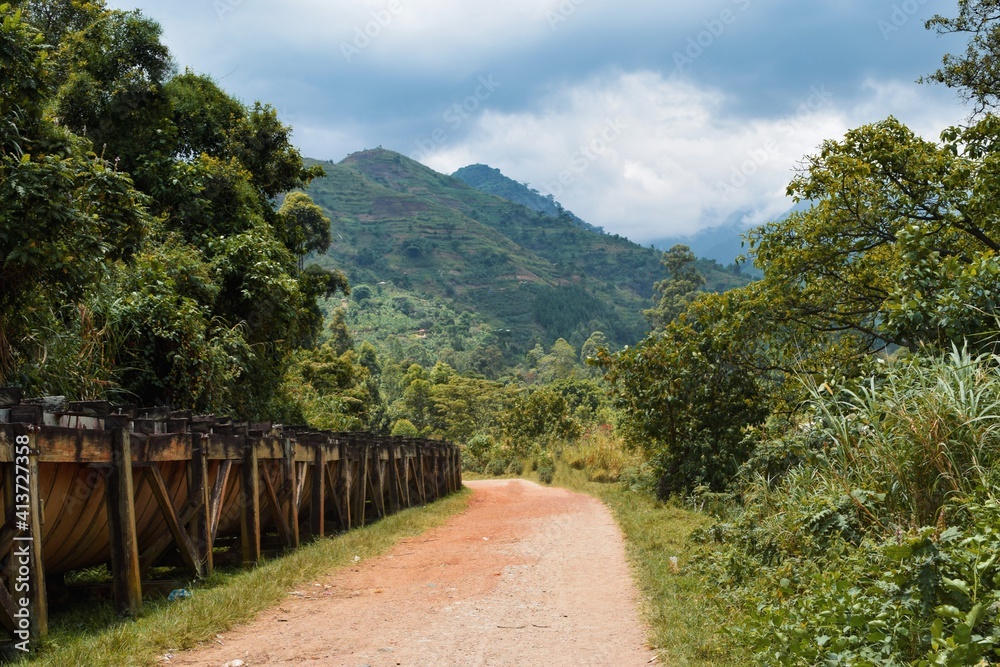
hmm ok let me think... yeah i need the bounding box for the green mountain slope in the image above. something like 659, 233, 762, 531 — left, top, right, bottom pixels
304, 148, 748, 353
451, 164, 601, 234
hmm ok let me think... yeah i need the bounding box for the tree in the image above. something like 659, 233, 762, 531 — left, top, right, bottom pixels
643, 245, 705, 328
600, 292, 769, 496
326, 308, 354, 356
537, 337, 578, 382
925, 0, 1000, 116
0, 7, 148, 383
278, 191, 332, 262
748, 116, 1000, 355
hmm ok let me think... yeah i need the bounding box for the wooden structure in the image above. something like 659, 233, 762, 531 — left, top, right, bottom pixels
0, 389, 461, 640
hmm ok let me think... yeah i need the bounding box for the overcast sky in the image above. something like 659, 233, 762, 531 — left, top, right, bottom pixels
106, 0, 969, 243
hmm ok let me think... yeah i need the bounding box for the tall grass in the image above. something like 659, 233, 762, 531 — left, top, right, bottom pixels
693, 346, 1000, 665
810, 345, 1000, 528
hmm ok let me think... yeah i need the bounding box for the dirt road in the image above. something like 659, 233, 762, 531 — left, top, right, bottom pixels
172, 479, 656, 666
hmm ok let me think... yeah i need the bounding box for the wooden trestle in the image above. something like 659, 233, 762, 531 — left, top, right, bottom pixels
0, 390, 461, 641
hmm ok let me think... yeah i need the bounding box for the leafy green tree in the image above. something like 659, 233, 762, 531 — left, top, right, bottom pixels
925, 1, 1000, 115
0, 7, 148, 383
750, 116, 1000, 355
600, 292, 769, 496
278, 191, 331, 263
580, 331, 610, 378
643, 245, 705, 328
326, 308, 354, 356
537, 337, 578, 382
503, 386, 581, 451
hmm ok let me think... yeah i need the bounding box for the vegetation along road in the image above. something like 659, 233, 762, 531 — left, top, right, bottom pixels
172, 480, 655, 666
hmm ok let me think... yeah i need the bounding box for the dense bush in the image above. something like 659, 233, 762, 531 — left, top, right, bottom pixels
695, 348, 1000, 665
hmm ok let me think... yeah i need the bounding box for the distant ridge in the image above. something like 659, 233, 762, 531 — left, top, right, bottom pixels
303, 148, 751, 351
452, 164, 603, 234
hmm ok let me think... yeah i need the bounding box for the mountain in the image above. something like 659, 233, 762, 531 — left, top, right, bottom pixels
303, 148, 750, 354
451, 164, 603, 234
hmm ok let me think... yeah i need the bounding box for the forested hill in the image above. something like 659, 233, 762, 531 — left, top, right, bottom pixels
451, 164, 602, 234
303, 148, 749, 352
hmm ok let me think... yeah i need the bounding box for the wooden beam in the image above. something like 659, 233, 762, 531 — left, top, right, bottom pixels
310, 448, 325, 538
0, 584, 17, 634
190, 435, 212, 576
325, 463, 346, 530
209, 460, 233, 543
283, 441, 299, 549
240, 440, 260, 568
138, 497, 202, 579
142, 465, 203, 577
105, 428, 141, 617
259, 462, 291, 547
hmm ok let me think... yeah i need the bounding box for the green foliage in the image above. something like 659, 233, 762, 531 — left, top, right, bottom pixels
278, 191, 331, 258
601, 291, 770, 496
694, 349, 1000, 665
390, 418, 419, 437
0, 2, 347, 419
750, 116, 1000, 355
644, 244, 706, 328
304, 149, 752, 353
925, 0, 1000, 115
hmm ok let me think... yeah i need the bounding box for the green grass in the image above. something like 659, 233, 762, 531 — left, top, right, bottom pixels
18, 489, 470, 667
525, 463, 743, 665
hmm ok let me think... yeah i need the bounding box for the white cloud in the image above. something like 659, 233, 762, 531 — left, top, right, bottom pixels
418, 70, 964, 242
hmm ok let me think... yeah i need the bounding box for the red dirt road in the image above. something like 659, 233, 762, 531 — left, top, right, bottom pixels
171, 479, 656, 666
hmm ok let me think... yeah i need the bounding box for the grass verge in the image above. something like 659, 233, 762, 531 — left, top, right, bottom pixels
525, 463, 742, 666
18, 489, 471, 667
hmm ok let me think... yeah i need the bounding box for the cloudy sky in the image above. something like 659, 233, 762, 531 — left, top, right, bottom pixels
106, 0, 969, 243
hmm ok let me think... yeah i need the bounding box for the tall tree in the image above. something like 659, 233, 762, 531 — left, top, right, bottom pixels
643, 244, 705, 328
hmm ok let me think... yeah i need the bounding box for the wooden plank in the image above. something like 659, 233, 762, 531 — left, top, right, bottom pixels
259, 463, 291, 546
138, 498, 202, 579
284, 441, 299, 549
35, 428, 113, 464
254, 438, 283, 461
191, 436, 213, 576
209, 460, 233, 543
142, 465, 203, 577
339, 446, 352, 530
130, 433, 190, 462
310, 448, 325, 538
207, 435, 243, 460
0, 584, 17, 633
324, 463, 346, 529
240, 441, 260, 568
105, 429, 141, 616
386, 444, 400, 514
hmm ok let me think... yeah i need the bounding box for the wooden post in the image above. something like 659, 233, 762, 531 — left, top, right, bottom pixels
310, 447, 325, 538
105, 428, 141, 616
339, 443, 352, 529
190, 435, 212, 576
25, 437, 47, 637
240, 438, 260, 568
357, 445, 369, 526
386, 444, 400, 514
284, 439, 299, 548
